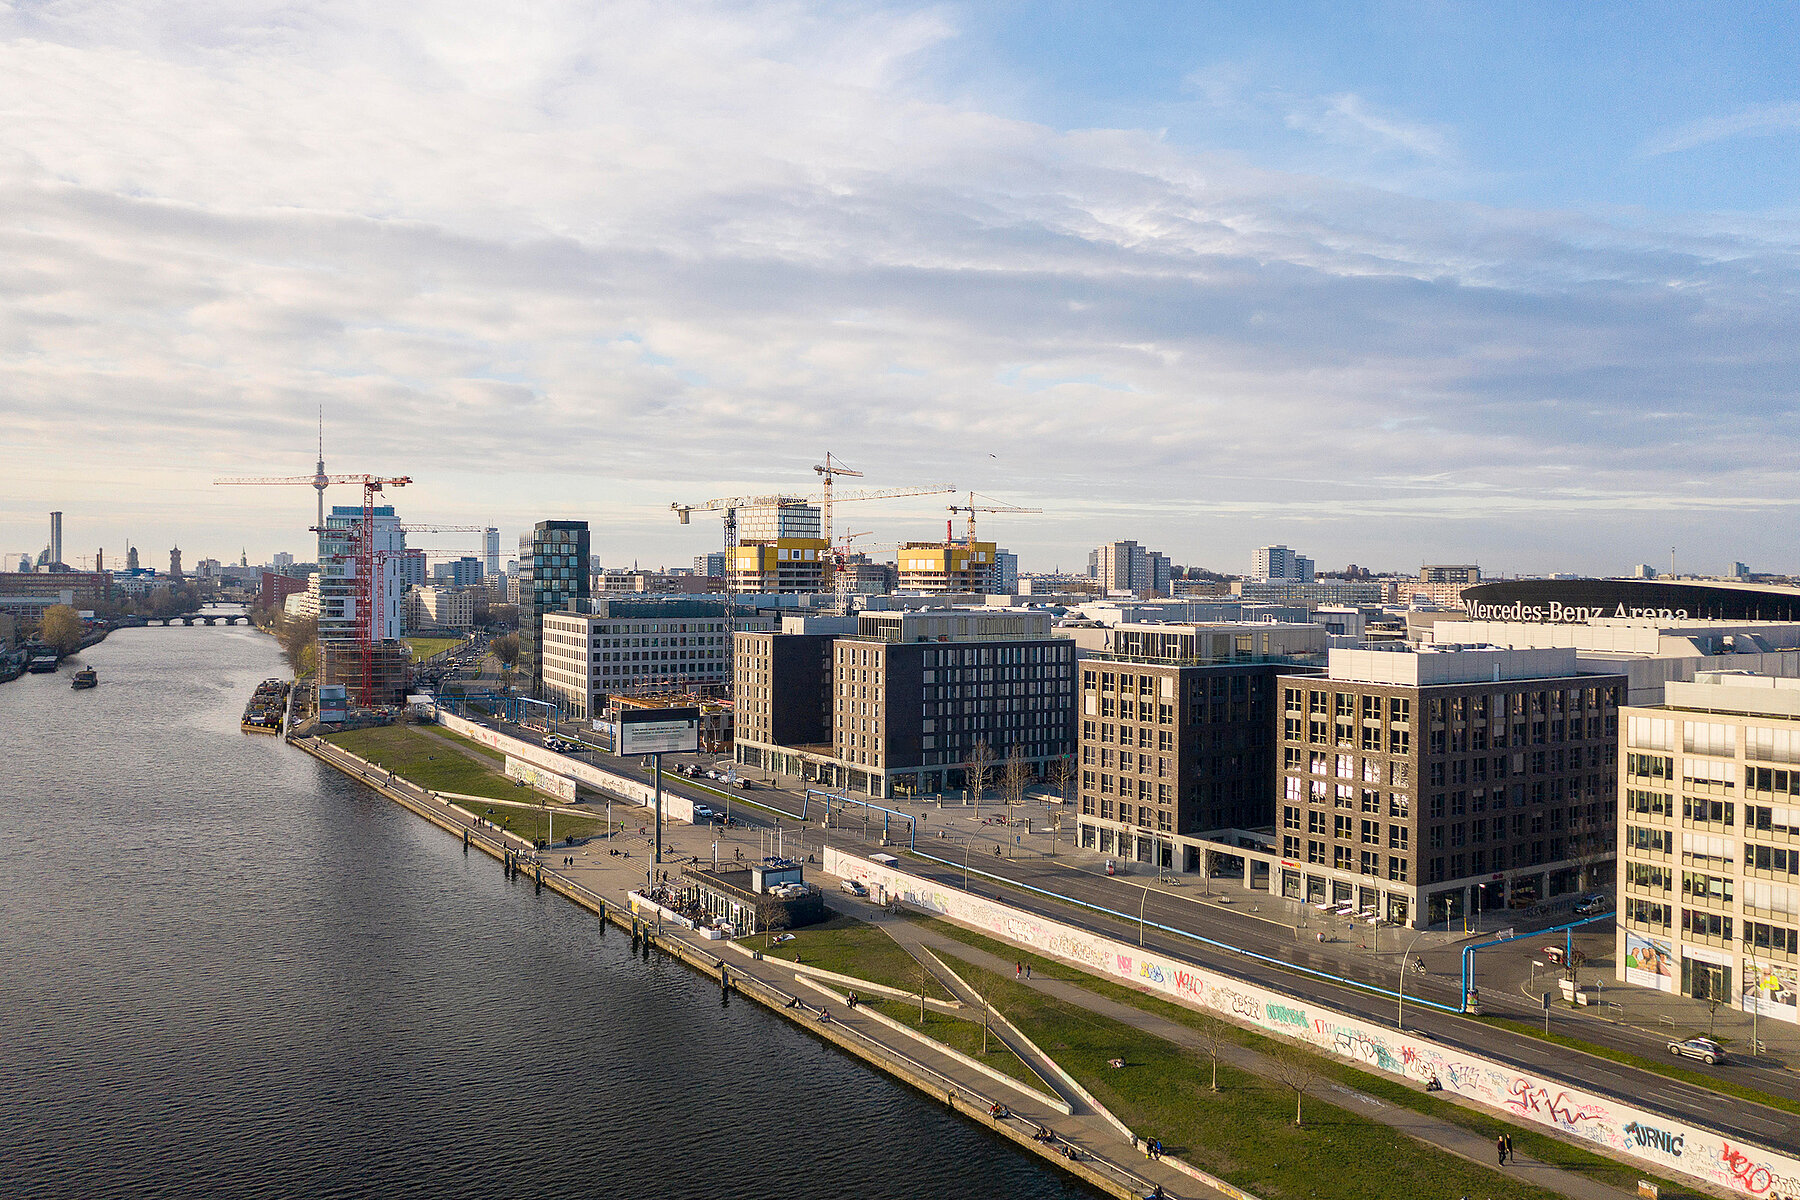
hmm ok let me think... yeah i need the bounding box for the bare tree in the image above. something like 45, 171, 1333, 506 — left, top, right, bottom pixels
1198, 1015, 1228, 1092
1270, 1043, 1318, 1126
1046, 752, 1075, 849
965, 740, 996, 819
1001, 744, 1032, 831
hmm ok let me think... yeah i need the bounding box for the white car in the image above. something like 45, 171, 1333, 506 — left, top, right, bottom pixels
691, 805, 716, 823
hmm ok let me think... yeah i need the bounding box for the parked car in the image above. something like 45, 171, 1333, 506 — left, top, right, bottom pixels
1668, 1037, 1725, 1065
1573, 894, 1606, 915
840, 880, 868, 896
734, 778, 753, 790
691, 805, 716, 823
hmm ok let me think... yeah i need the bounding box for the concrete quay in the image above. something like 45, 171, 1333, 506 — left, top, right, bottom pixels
293, 733, 1203, 1200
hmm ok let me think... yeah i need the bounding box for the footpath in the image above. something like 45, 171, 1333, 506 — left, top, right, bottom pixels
295, 734, 1198, 1200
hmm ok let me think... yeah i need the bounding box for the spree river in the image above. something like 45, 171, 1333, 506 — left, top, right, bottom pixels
0, 627, 1094, 1200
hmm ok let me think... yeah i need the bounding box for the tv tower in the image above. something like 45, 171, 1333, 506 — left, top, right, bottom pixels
313, 408, 328, 535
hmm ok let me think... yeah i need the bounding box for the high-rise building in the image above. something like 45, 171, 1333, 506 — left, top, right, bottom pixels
484, 527, 501, 578
432, 556, 484, 587
1254, 545, 1314, 583
540, 599, 770, 719
394, 548, 428, 587
317, 505, 407, 645
519, 520, 590, 689
1420, 565, 1481, 584
1275, 647, 1622, 927
1617, 672, 1800, 1016
273, 551, 294, 570
727, 539, 830, 594
1091, 540, 1171, 597
989, 548, 1020, 594
125, 545, 139, 572
169, 547, 183, 578
49, 512, 62, 568
694, 551, 729, 578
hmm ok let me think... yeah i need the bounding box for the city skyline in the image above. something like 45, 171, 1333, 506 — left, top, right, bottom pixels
4, 3, 1798, 573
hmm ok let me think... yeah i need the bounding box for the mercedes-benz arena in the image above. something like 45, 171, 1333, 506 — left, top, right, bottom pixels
1458, 579, 1800, 625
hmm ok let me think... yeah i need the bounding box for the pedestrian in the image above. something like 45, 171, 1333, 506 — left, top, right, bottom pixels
1016, 961, 1022, 980
1497, 1135, 1507, 1165
1025, 963, 1032, 980
1505, 1134, 1514, 1161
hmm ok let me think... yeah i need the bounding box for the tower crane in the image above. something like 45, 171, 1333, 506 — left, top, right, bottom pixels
671, 484, 957, 557
946, 491, 1040, 544
813, 452, 863, 548
214, 473, 411, 707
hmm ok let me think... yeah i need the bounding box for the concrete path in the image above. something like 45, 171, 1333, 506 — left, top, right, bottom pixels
873, 913, 1642, 1200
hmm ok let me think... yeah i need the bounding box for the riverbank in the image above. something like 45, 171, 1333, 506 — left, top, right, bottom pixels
294, 732, 1186, 1200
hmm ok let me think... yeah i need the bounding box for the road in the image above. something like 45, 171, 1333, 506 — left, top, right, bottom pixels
471, 709, 1800, 1154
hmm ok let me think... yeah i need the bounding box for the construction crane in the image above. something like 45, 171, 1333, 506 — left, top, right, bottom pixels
671, 484, 956, 556
946, 491, 1041, 544
813, 452, 863, 548
214, 473, 411, 707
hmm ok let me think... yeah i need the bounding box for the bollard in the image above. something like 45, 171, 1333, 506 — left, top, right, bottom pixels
463, 829, 470, 854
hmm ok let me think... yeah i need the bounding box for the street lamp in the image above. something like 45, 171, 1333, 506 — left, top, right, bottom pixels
1398, 927, 1427, 1031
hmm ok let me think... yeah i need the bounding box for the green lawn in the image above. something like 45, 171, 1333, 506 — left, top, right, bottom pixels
756, 913, 953, 1000
864, 997, 1042, 1088
925, 920, 1693, 1198
325, 724, 609, 843
940, 951, 1573, 1200
405, 636, 467, 662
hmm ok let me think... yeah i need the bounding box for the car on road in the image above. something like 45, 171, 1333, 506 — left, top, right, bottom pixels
691, 805, 716, 823
734, 778, 753, 790
1667, 1037, 1725, 1064
1573, 893, 1608, 915
840, 880, 867, 896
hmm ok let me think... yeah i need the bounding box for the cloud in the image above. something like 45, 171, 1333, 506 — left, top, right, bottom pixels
1644, 100, 1800, 156
0, 2, 1797, 578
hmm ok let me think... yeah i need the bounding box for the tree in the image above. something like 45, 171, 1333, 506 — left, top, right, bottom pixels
490, 633, 520, 668
1271, 1043, 1317, 1126
1046, 752, 1074, 849
275, 614, 317, 678
37, 605, 82, 654
965, 740, 996, 818
1001, 744, 1032, 829
1198, 1015, 1227, 1092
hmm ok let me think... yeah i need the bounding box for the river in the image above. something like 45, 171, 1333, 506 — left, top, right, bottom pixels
0, 627, 1094, 1199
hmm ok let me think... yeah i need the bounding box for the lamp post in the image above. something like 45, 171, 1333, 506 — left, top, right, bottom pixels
1398, 927, 1427, 1031
1140, 879, 1151, 946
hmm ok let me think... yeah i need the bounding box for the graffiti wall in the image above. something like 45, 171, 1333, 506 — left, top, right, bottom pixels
504, 755, 578, 802
825, 847, 1800, 1200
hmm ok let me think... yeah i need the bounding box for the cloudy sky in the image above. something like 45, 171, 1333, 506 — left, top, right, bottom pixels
3, 1, 1797, 577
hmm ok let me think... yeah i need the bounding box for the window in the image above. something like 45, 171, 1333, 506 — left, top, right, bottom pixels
1745, 844, 1800, 876
1389, 793, 1410, 819
1625, 897, 1671, 927
1626, 753, 1674, 782
1334, 845, 1353, 870
1361, 850, 1380, 876
1308, 840, 1326, 864
1683, 797, 1735, 826
1682, 872, 1735, 904
1744, 921, 1800, 955
1283, 806, 1302, 830
1682, 910, 1732, 941
1334, 814, 1353, 839
1750, 805, 1800, 836
1388, 856, 1409, 882
1388, 826, 1409, 850
1308, 811, 1327, 836
1361, 819, 1380, 845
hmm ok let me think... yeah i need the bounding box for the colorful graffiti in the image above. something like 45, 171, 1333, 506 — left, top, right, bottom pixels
823, 847, 1800, 1199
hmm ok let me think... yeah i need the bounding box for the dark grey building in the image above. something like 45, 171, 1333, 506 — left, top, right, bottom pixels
519, 520, 589, 691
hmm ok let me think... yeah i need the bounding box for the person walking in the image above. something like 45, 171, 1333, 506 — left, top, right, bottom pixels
1025, 963, 1032, 980
1504, 1134, 1514, 1162
1496, 1135, 1507, 1165
1016, 961, 1023, 980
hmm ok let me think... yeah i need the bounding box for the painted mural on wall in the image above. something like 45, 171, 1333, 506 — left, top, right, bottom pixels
826, 848, 1800, 1199
440, 713, 663, 810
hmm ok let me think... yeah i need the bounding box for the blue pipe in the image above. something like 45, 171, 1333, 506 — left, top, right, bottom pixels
1458, 910, 1613, 1012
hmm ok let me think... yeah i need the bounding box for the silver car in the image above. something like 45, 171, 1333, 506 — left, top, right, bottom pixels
1668, 1037, 1725, 1065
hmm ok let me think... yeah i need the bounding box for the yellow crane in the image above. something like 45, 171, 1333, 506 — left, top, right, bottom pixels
813, 452, 863, 548
671, 483, 957, 555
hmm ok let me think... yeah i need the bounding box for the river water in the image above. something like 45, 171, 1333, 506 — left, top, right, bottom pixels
0, 627, 1094, 1199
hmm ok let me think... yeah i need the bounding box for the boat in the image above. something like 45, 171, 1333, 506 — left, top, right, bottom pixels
242, 678, 291, 734
71, 668, 97, 689
26, 655, 59, 673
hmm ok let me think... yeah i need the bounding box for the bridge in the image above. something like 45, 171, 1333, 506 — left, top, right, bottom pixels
134, 603, 254, 627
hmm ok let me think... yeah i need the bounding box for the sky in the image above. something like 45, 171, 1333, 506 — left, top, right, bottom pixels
2, 0, 1797, 578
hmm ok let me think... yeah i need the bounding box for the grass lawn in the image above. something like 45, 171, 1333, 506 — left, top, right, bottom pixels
448, 797, 610, 845
940, 951, 1572, 1200
756, 913, 953, 1000
925, 920, 1694, 1198
863, 998, 1043, 1088
414, 723, 507, 764
405, 636, 467, 662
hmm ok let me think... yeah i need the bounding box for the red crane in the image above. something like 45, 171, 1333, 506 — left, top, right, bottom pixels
215, 473, 412, 706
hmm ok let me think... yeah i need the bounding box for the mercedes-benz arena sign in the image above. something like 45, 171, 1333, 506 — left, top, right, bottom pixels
1458, 579, 1800, 624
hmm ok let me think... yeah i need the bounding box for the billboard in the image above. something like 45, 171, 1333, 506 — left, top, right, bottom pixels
618, 706, 700, 755
505, 755, 577, 802
319, 684, 347, 723
1623, 931, 1674, 992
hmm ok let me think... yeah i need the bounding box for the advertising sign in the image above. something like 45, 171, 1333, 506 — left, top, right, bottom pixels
1744, 961, 1800, 1023
319, 684, 348, 723
505, 755, 577, 802
1624, 932, 1674, 992
618, 706, 700, 755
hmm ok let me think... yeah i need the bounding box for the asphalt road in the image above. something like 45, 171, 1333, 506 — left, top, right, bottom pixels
476, 711, 1800, 1153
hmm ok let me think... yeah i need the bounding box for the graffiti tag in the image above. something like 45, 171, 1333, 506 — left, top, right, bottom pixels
1622, 1122, 1684, 1158
1723, 1142, 1775, 1195
1505, 1079, 1601, 1129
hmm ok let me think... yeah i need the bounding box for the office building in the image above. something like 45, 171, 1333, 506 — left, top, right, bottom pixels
273, 551, 294, 570
317, 505, 406, 645
484, 527, 501, 578
407, 586, 474, 630
1420, 565, 1481, 585
394, 548, 428, 587
1253, 545, 1314, 583
897, 541, 996, 593
1272, 646, 1622, 927
519, 520, 590, 689
1233, 579, 1386, 608
260, 571, 308, 614
694, 551, 729, 578
49, 512, 62, 568
735, 608, 1077, 799
835, 559, 897, 595
1617, 672, 1800, 1019
989, 548, 1019, 595
1090, 540, 1172, 597
539, 599, 768, 720
1073, 622, 1327, 869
